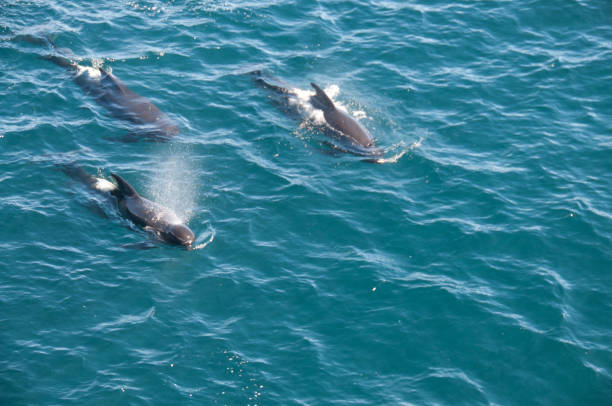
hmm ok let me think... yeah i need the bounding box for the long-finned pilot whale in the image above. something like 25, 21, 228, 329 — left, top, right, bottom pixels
250, 71, 383, 158
26, 35, 179, 141
61, 165, 195, 248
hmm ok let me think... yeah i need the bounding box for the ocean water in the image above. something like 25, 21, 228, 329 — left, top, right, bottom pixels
1, 0, 611, 404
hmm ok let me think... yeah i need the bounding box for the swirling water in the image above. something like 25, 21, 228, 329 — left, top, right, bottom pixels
1, 1, 611, 404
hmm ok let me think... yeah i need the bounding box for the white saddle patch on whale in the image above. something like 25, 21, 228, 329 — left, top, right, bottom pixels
75, 65, 102, 80
94, 178, 117, 192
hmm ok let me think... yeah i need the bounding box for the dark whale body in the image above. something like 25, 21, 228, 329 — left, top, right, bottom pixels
110, 173, 194, 247
31, 36, 178, 141
251, 71, 382, 158
61, 165, 194, 248
309, 83, 375, 149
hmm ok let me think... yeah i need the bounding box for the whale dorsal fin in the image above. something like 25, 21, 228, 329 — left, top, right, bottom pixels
111, 173, 139, 197
310, 83, 335, 112
100, 68, 130, 96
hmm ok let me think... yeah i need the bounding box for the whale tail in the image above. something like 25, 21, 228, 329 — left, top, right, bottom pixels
40, 53, 76, 69
110, 173, 139, 198
310, 83, 335, 112
59, 164, 100, 188
9, 33, 48, 46
44, 34, 76, 57
249, 70, 291, 94
9, 32, 75, 56
16, 34, 79, 70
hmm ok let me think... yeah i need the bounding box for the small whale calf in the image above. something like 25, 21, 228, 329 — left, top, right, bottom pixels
61, 165, 195, 248
251, 71, 382, 158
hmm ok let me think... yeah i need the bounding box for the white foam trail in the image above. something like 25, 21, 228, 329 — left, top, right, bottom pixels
407, 136, 424, 151
290, 87, 324, 124
191, 229, 215, 250
374, 150, 407, 164
289, 84, 358, 126
325, 84, 340, 99
374, 137, 424, 164
352, 110, 367, 119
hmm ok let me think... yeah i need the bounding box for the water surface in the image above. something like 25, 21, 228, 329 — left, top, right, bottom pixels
1, 1, 611, 404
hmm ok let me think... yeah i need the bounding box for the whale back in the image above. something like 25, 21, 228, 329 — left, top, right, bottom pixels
123, 195, 194, 247
310, 83, 374, 148
100, 68, 131, 96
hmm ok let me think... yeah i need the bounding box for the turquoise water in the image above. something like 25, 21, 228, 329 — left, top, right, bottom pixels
1, 0, 611, 404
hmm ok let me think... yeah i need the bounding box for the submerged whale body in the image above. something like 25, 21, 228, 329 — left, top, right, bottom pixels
61, 165, 195, 248
37, 36, 178, 141
251, 71, 382, 158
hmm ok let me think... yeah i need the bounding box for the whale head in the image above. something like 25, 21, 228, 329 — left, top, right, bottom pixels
164, 224, 196, 248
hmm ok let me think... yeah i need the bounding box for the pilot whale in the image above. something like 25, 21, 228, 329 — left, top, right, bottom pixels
38, 37, 178, 141
61, 165, 195, 248
250, 71, 382, 158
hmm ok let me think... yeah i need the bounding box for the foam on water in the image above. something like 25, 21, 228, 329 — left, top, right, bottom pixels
374, 137, 424, 164
191, 228, 215, 250
289, 84, 348, 126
